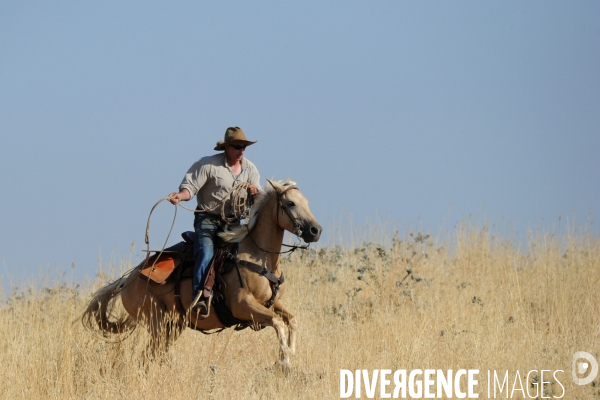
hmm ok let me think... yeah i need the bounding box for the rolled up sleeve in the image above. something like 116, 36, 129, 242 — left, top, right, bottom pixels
179, 160, 208, 198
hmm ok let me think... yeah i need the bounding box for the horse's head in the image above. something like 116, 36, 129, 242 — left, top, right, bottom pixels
267, 179, 322, 243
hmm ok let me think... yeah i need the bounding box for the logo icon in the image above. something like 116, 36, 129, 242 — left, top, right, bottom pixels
572, 351, 598, 385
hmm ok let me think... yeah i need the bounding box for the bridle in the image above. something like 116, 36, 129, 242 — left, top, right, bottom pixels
247, 185, 310, 254
276, 185, 303, 237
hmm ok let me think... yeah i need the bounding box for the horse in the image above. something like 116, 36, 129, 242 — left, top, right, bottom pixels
82, 179, 322, 368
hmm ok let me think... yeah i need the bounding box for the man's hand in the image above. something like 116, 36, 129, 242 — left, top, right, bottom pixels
167, 193, 182, 204
248, 184, 258, 196
168, 189, 191, 205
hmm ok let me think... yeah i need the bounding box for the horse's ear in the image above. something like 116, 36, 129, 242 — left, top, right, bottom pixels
266, 179, 283, 193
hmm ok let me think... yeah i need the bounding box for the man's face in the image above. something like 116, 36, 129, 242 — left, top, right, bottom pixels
225, 143, 246, 163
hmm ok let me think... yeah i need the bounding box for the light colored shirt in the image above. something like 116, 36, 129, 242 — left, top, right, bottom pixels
179, 153, 260, 216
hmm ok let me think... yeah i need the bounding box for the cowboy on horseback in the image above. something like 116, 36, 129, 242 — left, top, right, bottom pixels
167, 127, 260, 318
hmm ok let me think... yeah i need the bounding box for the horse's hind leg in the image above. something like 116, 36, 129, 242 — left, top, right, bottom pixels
144, 302, 179, 362
273, 300, 298, 356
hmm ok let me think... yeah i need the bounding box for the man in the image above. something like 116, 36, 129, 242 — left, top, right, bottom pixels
168, 127, 260, 318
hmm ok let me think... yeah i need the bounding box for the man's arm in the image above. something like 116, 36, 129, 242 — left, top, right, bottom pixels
170, 158, 210, 204
247, 162, 260, 196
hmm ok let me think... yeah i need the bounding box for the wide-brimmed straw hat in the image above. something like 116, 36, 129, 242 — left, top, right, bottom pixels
214, 127, 257, 151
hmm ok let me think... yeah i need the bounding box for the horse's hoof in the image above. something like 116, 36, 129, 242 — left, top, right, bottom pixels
275, 360, 292, 376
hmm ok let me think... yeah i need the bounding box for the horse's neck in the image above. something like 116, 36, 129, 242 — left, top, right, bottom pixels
238, 195, 283, 273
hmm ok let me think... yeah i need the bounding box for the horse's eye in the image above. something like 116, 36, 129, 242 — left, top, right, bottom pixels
287, 201, 295, 207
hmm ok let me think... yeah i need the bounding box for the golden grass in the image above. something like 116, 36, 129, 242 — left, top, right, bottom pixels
1, 222, 598, 399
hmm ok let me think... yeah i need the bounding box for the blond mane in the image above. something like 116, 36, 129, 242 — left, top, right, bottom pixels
218, 179, 297, 243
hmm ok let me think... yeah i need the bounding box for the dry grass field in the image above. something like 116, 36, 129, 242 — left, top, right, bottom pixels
1, 221, 598, 399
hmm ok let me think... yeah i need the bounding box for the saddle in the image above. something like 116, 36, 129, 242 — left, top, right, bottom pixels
139, 232, 284, 332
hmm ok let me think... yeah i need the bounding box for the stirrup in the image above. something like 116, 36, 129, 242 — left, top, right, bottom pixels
191, 291, 202, 308
191, 293, 212, 319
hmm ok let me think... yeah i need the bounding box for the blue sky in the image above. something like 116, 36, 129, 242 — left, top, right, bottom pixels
1, 2, 598, 287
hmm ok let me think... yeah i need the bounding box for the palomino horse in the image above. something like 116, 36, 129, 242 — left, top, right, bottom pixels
82, 179, 321, 368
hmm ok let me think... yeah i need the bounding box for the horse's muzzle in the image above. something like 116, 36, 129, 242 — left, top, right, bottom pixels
301, 222, 322, 243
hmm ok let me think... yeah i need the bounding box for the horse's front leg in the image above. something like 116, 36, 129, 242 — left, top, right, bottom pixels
272, 300, 298, 356
231, 295, 293, 367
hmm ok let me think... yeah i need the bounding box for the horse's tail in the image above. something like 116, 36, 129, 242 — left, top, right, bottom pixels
82, 276, 136, 336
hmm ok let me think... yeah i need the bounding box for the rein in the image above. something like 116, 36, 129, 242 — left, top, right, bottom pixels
246, 230, 309, 254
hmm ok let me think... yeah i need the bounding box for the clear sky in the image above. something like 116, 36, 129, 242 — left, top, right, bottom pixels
1, 2, 598, 287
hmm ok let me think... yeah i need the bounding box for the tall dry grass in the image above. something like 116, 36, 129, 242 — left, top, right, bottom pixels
0, 222, 598, 399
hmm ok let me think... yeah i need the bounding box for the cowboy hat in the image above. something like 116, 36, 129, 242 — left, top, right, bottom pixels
214, 127, 257, 151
